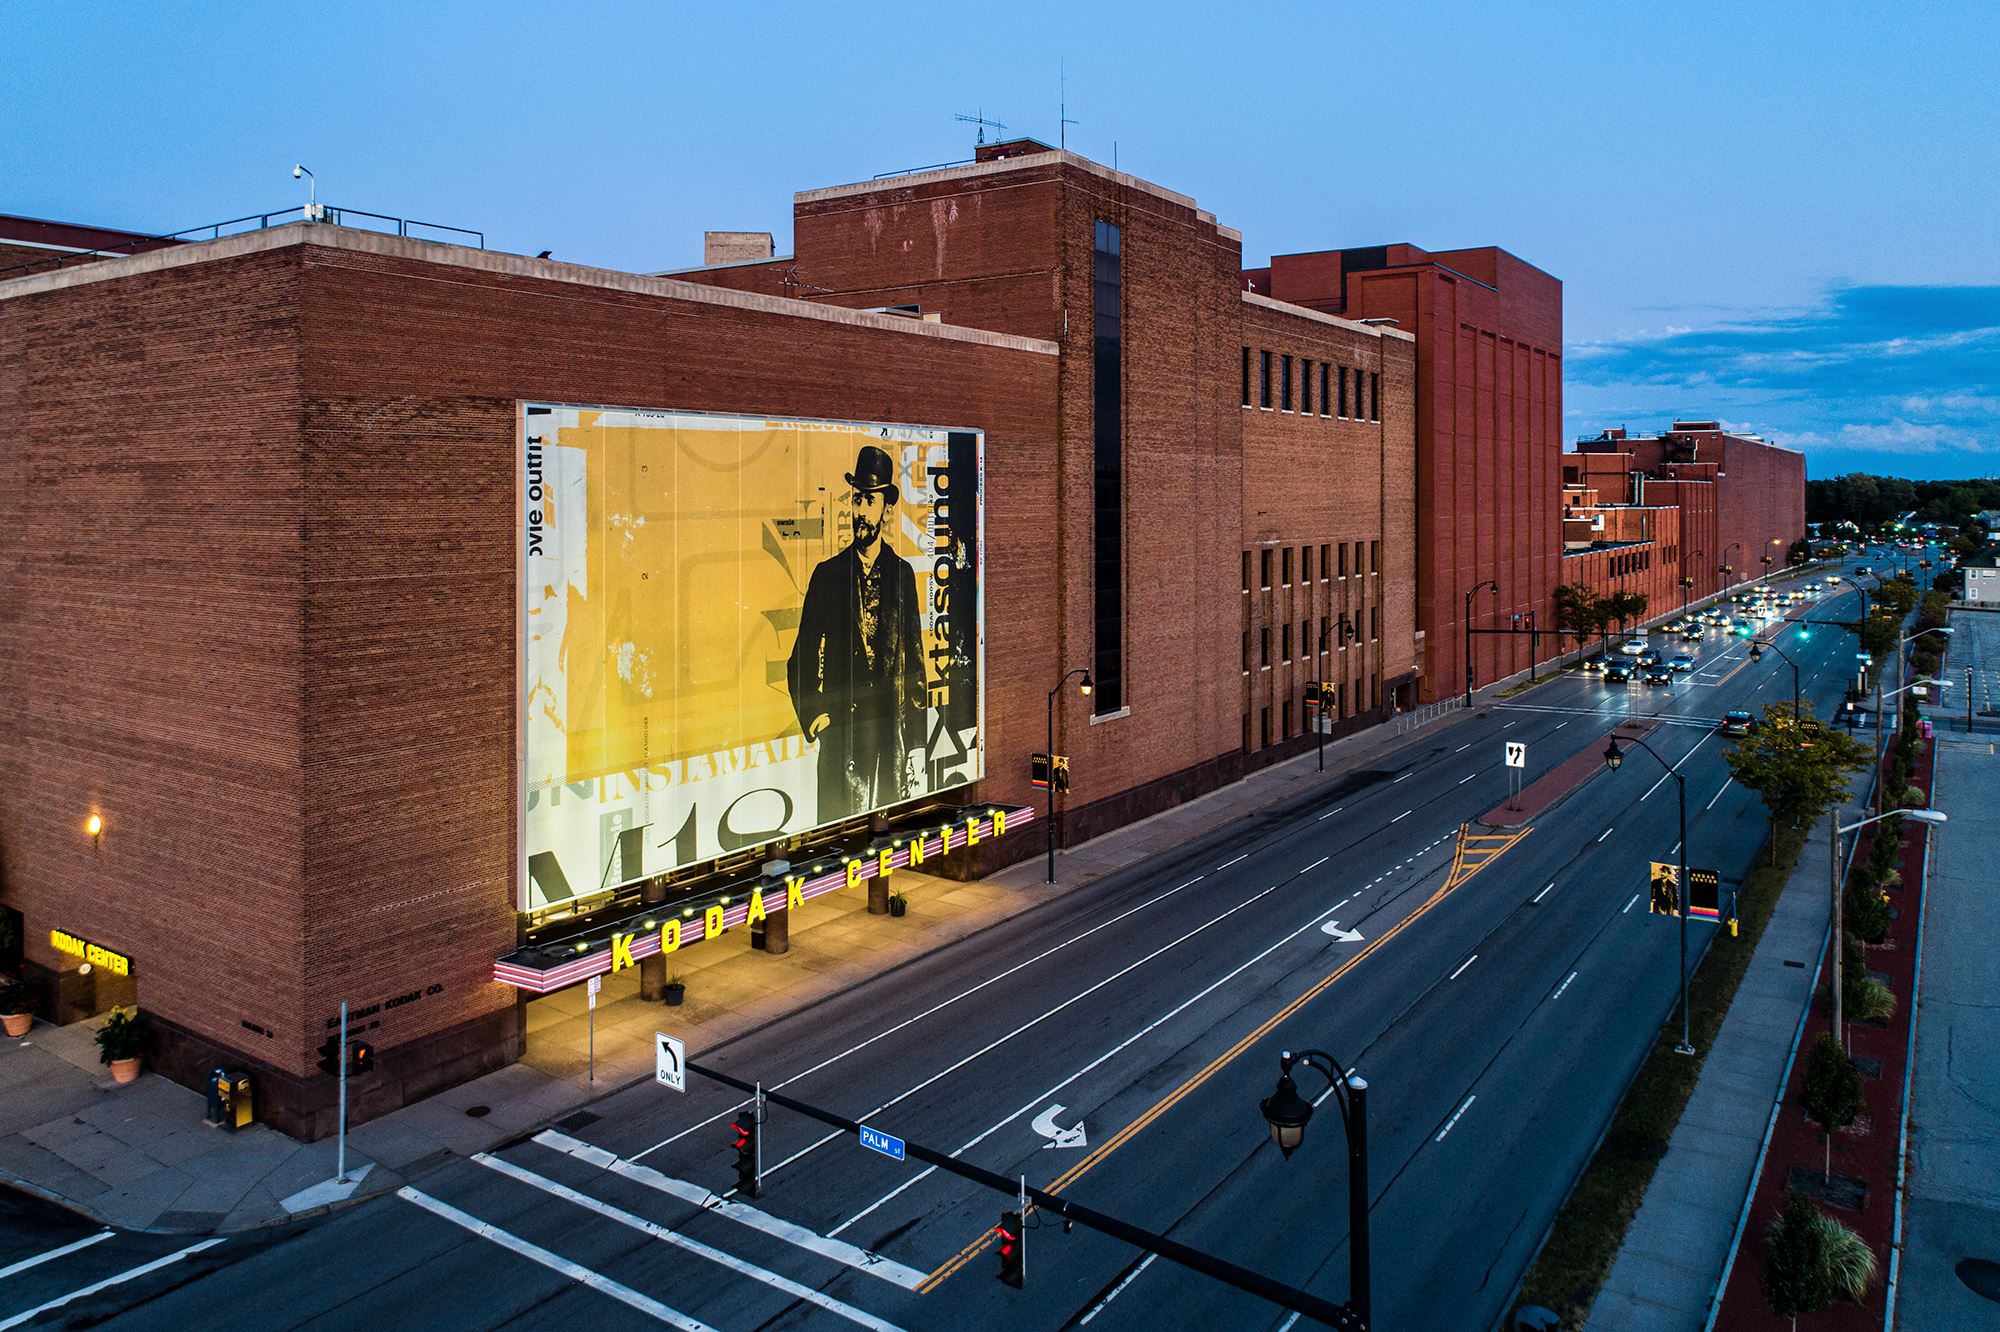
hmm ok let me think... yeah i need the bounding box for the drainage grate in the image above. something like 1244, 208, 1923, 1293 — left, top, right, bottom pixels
557, 1110, 601, 1132
1783, 959, 1807, 969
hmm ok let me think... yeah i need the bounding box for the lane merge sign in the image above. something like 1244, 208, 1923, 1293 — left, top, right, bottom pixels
858, 1125, 907, 1161
654, 1032, 686, 1092
1504, 741, 1527, 769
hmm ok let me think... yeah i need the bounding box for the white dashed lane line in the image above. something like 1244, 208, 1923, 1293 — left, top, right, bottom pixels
1435, 1095, 1477, 1142
1623, 892, 1641, 914
1552, 970, 1578, 1001
1532, 882, 1553, 903
1449, 955, 1478, 980
1390, 809, 1412, 823
1597, 827, 1615, 843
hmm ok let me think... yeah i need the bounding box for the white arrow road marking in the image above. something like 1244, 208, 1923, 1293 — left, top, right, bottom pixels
1031, 1103, 1088, 1150
1320, 920, 1364, 943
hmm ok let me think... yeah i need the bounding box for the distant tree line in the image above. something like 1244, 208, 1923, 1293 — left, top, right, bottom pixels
1807, 473, 2000, 530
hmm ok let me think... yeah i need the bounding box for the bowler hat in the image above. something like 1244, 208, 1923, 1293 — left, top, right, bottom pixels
845, 445, 900, 503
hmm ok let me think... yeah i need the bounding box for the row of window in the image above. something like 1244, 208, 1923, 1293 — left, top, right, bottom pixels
1245, 541, 1380, 590
1245, 676, 1381, 751
1610, 549, 1652, 578
1241, 347, 1380, 422
1242, 608, 1382, 671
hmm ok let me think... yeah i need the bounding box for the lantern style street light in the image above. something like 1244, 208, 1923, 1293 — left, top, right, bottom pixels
1260, 1048, 1370, 1327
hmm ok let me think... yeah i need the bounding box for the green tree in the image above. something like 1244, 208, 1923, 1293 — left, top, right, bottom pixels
1607, 590, 1649, 631
1724, 703, 1872, 846
1845, 878, 1890, 945
1553, 582, 1601, 648
1802, 1034, 1863, 1182
1764, 1190, 1838, 1327
1788, 536, 1813, 565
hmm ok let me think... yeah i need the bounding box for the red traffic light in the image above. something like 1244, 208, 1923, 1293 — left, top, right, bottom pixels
995, 1210, 1024, 1287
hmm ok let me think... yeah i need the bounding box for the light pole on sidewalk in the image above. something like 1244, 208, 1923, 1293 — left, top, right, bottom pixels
1464, 580, 1499, 707
1046, 668, 1093, 884
1317, 614, 1359, 771
1830, 807, 1945, 1046
1260, 1048, 1370, 1328
1605, 734, 1696, 1056
1749, 637, 1802, 719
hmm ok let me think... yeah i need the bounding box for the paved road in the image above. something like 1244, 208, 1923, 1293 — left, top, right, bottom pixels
2, 573, 1876, 1332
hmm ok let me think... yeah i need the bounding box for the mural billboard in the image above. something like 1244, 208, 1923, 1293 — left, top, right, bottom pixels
521, 405, 984, 911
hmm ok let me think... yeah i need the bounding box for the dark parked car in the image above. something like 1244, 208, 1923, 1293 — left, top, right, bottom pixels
1720, 710, 1755, 735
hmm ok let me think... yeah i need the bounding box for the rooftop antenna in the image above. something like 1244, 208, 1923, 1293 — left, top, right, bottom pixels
291, 164, 325, 222
1060, 61, 1079, 151
954, 109, 1007, 147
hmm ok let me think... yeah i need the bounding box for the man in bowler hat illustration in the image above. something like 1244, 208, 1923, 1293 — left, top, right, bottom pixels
789, 444, 929, 822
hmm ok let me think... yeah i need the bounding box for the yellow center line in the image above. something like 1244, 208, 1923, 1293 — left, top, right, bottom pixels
918, 823, 1532, 1291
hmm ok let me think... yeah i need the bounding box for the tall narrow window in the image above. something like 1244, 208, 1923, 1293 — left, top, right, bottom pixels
1371, 539, 1381, 573
1092, 220, 1124, 712
1320, 543, 1331, 579
1282, 547, 1293, 585
1260, 351, 1272, 408
1241, 346, 1251, 407
1370, 371, 1380, 421
1338, 367, 1349, 418
1261, 548, 1272, 589
1319, 363, 1330, 416
1301, 360, 1315, 415
1281, 355, 1293, 412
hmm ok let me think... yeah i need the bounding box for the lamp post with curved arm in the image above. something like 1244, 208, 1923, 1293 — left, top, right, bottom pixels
1260, 1048, 1369, 1326
1749, 637, 1801, 719
1833, 807, 1946, 1045
1046, 668, 1093, 883
1605, 734, 1696, 1055
1720, 541, 1743, 589
1464, 579, 1499, 707
1317, 614, 1360, 772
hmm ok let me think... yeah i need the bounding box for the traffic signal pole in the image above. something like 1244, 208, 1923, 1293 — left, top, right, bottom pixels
686, 1057, 1363, 1328
336, 1000, 349, 1185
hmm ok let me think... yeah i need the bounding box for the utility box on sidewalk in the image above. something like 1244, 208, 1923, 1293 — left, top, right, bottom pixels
206, 1069, 254, 1130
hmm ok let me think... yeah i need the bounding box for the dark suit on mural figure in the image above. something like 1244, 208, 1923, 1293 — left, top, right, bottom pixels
789, 445, 929, 822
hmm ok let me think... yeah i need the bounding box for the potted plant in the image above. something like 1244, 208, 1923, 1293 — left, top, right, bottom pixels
0, 975, 31, 1038
888, 890, 909, 918
662, 973, 686, 1007
95, 1005, 148, 1083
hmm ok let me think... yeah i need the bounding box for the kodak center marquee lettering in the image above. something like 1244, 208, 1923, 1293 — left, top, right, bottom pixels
492, 807, 1029, 995
49, 929, 131, 977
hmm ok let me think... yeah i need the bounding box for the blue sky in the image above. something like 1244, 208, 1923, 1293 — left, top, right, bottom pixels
5, 2, 1995, 478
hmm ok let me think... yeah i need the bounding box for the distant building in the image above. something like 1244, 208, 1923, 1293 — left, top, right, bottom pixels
1965, 551, 2000, 604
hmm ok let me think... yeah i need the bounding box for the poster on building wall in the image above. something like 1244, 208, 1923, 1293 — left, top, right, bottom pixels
520, 405, 984, 911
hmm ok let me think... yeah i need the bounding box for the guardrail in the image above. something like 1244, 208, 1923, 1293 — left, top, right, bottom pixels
1394, 697, 1463, 735
1, 205, 485, 280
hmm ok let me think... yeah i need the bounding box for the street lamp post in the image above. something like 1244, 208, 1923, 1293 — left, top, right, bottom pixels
1605, 735, 1696, 1055
1260, 1049, 1369, 1327
1464, 579, 1499, 707
1720, 541, 1743, 590
1317, 615, 1359, 772
1749, 637, 1801, 719
1046, 668, 1093, 884
1831, 807, 1946, 1046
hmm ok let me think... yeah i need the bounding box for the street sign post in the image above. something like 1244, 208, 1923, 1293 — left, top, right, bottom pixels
1504, 741, 1526, 768
587, 974, 601, 1081
655, 1032, 686, 1092
858, 1124, 907, 1161
1504, 741, 1527, 809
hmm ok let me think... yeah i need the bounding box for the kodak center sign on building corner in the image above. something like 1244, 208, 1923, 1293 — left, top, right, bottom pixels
519, 404, 987, 914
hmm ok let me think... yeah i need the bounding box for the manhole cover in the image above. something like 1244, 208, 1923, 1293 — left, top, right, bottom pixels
1958, 1257, 2000, 1304
464, 1104, 491, 1118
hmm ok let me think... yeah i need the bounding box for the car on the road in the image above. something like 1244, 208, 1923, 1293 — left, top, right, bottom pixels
1644, 664, 1673, 685
1636, 647, 1661, 666
1580, 655, 1605, 674
1620, 637, 1647, 655
1604, 660, 1634, 683
1682, 628, 1704, 643
1720, 710, 1755, 735
1669, 653, 1695, 672
1731, 619, 1755, 636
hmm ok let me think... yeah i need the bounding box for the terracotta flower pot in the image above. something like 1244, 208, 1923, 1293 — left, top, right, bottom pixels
109, 1056, 141, 1084
2, 1012, 30, 1038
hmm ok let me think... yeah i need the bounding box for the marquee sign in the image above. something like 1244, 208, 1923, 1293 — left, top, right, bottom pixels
49, 929, 130, 977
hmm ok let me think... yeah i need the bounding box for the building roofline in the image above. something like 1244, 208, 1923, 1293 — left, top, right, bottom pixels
1240, 290, 1416, 342
651, 252, 797, 277
0, 223, 1060, 357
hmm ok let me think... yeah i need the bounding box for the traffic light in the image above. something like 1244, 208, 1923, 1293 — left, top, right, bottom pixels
730, 1116, 760, 1197
317, 1035, 341, 1077
347, 1040, 374, 1076
995, 1210, 1024, 1288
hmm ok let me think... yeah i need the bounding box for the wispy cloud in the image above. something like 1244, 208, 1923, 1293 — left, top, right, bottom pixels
1565, 284, 2000, 477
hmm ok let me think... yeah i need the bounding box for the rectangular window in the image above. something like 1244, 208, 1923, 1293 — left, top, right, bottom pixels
1281, 355, 1293, 412
1282, 547, 1292, 585
1092, 219, 1124, 713
1282, 623, 1292, 662
1260, 350, 1272, 408
1338, 544, 1348, 577
1338, 367, 1349, 418
1354, 541, 1365, 576
1261, 548, 1272, 589
1320, 543, 1331, 579
1260, 626, 1270, 667
1300, 618, 1310, 658
1241, 346, 1251, 408
1372, 605, 1380, 640
1370, 371, 1380, 421
1371, 539, 1380, 573
1301, 360, 1314, 415
1261, 707, 1270, 749
1302, 545, 1312, 583
1319, 363, 1331, 416
1242, 550, 1251, 593
1242, 630, 1250, 672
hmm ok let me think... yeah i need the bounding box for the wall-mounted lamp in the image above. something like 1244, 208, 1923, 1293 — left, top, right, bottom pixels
85, 812, 103, 849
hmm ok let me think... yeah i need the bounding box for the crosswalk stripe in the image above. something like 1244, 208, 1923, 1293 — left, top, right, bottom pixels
0, 1237, 225, 1331
475, 1154, 906, 1332
397, 1187, 716, 1331
0, 1229, 113, 1281
534, 1129, 925, 1290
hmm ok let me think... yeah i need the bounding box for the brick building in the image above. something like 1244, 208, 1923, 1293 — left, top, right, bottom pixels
0, 146, 1419, 1132
1245, 244, 1564, 701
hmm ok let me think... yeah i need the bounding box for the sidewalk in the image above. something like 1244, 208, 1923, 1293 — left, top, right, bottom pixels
1893, 737, 2000, 1328
1584, 792, 1849, 1330
0, 693, 1485, 1236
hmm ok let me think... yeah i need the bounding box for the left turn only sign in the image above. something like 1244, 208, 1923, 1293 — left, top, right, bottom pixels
655, 1032, 686, 1093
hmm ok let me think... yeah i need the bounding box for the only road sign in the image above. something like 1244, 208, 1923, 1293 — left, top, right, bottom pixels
1505, 741, 1527, 769
654, 1032, 686, 1092
858, 1125, 906, 1161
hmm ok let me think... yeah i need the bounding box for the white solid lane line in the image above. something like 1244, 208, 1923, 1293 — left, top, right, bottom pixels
1554, 721, 1569, 730
1454, 743, 1472, 753
1391, 809, 1412, 823
1393, 772, 1412, 783
1078, 1253, 1159, 1325
473, 1155, 905, 1332
398, 1187, 715, 1331
1623, 893, 1642, 914
1707, 778, 1733, 810
0, 1229, 113, 1281
1458, 773, 1476, 785
1597, 827, 1615, 843
0, 1238, 226, 1332
532, 1130, 925, 1288
1449, 955, 1478, 981
1532, 882, 1554, 903
1318, 805, 1345, 820
1435, 1095, 1477, 1142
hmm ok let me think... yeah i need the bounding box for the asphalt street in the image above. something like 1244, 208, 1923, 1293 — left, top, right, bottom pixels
1, 568, 1886, 1332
